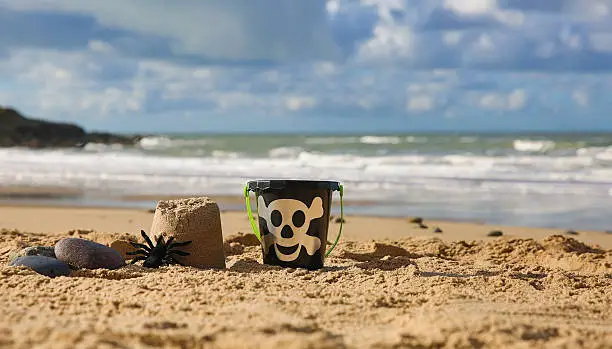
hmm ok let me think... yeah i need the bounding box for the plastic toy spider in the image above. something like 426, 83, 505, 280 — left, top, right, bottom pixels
127, 230, 192, 268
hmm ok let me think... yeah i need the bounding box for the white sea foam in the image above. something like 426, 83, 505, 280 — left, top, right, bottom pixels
83, 143, 125, 152
138, 136, 173, 149
211, 150, 241, 159
268, 147, 304, 158
360, 136, 402, 145
138, 136, 209, 149
513, 139, 556, 153
405, 136, 428, 143
1, 146, 611, 202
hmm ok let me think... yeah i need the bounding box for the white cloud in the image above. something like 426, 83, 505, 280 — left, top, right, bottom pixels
2, 47, 147, 117
284, 96, 317, 111
478, 89, 527, 111
407, 82, 450, 93
507, 89, 527, 110
406, 94, 435, 112
356, 23, 414, 62
0, 0, 340, 62
88, 40, 113, 53
444, 0, 497, 15
572, 90, 590, 107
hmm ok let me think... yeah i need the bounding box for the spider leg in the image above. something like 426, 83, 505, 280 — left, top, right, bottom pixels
168, 240, 192, 249
168, 249, 190, 256
129, 241, 151, 252
126, 249, 148, 256
130, 256, 147, 264
166, 236, 175, 246
155, 234, 165, 246
141, 230, 155, 249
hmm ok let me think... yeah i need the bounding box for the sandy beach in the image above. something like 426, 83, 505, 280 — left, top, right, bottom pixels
1, 199, 611, 349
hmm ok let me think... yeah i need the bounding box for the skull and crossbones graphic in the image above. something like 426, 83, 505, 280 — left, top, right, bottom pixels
257, 196, 324, 262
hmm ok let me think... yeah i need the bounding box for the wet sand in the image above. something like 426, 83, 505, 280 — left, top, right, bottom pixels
1, 204, 610, 248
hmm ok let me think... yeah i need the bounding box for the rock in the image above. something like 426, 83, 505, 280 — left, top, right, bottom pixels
10, 256, 72, 278
565, 230, 579, 235
433, 227, 443, 233
0, 106, 140, 148
149, 197, 226, 269
55, 238, 126, 269
408, 217, 423, 224
85, 132, 141, 146
487, 230, 504, 237
334, 217, 346, 224
418, 223, 428, 229
9, 246, 56, 262
109, 240, 138, 261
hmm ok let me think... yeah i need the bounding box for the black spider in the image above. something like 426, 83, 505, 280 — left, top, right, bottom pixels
127, 230, 192, 268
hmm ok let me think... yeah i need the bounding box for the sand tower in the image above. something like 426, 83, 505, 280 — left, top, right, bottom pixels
149, 196, 226, 269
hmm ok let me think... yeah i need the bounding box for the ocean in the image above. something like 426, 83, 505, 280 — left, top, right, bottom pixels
1, 132, 611, 231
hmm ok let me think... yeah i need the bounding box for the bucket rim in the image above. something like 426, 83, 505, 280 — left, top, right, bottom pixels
247, 179, 341, 192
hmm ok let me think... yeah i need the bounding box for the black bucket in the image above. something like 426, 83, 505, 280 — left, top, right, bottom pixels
244, 179, 344, 270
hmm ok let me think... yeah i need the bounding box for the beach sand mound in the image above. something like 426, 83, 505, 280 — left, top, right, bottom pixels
1, 230, 610, 349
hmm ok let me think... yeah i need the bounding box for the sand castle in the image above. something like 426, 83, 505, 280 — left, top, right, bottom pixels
148, 196, 226, 269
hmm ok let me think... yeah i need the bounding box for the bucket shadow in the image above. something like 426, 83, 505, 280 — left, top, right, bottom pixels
226, 258, 282, 274
226, 257, 352, 274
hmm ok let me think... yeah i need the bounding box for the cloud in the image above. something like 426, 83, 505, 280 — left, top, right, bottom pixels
475, 89, 527, 111
347, 0, 612, 71
572, 90, 590, 107
1, 0, 612, 132
406, 94, 435, 112
284, 96, 318, 111
0, 0, 341, 63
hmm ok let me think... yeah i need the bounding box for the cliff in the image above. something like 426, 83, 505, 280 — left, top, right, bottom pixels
0, 107, 140, 148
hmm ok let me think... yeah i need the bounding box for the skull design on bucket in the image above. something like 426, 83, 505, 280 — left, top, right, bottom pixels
257, 196, 324, 262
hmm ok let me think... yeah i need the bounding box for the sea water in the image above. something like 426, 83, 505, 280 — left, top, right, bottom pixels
1, 132, 611, 230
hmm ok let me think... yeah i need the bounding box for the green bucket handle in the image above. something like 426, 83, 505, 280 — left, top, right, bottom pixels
244, 184, 344, 257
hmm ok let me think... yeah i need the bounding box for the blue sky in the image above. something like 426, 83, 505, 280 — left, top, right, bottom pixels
1, 0, 612, 133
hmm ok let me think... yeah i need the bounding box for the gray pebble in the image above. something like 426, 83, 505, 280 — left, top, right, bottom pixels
10, 256, 72, 278
433, 227, 443, 233
565, 230, 579, 235
55, 238, 125, 270
10, 246, 56, 262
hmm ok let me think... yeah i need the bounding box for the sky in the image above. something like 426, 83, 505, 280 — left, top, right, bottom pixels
1, 0, 612, 133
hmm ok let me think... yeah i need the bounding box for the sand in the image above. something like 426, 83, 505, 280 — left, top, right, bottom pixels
1, 204, 611, 349
1, 204, 611, 249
